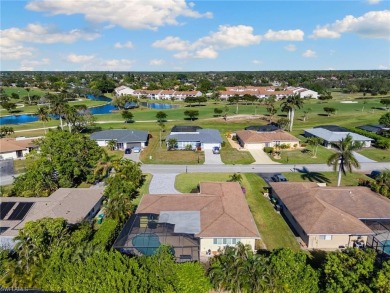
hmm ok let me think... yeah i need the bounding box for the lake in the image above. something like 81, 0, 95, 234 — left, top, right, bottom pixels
0, 95, 178, 125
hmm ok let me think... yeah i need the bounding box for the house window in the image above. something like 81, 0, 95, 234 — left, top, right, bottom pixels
319, 235, 332, 240
213, 238, 241, 245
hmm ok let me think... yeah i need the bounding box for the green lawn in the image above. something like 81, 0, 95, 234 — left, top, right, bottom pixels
175, 173, 232, 193
270, 146, 336, 164
220, 136, 255, 164
140, 131, 205, 165
282, 171, 373, 187
175, 172, 300, 251
357, 148, 390, 162
132, 173, 152, 207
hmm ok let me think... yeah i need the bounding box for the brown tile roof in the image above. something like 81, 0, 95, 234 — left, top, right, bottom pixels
0, 138, 37, 153
137, 182, 260, 238
270, 182, 390, 235
236, 130, 299, 144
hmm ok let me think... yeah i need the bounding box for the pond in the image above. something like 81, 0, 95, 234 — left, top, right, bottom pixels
0, 95, 178, 125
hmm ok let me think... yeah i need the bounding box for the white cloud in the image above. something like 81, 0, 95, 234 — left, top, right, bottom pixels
263, 29, 304, 41
1, 23, 100, 46
83, 59, 135, 71
366, 0, 381, 4
302, 49, 317, 58
153, 25, 260, 59
311, 10, 390, 39
26, 0, 212, 31
149, 59, 165, 66
378, 64, 388, 69
252, 59, 262, 64
196, 25, 261, 49
153, 36, 191, 51
193, 47, 218, 59
1, 45, 34, 60
114, 41, 134, 49
20, 58, 50, 71
66, 54, 95, 63
284, 44, 296, 52
0, 23, 99, 61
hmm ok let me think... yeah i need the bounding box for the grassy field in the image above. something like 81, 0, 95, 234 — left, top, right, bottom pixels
243, 173, 300, 251
357, 148, 390, 162
140, 131, 205, 164
220, 136, 255, 164
282, 171, 373, 186
175, 172, 300, 251
270, 146, 336, 164
175, 173, 232, 193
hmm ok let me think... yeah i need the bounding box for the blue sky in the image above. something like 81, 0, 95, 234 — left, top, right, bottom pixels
1, 0, 389, 71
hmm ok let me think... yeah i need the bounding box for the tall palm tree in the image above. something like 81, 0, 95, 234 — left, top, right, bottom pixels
50, 95, 67, 130
327, 134, 363, 186
35, 106, 50, 134
281, 94, 304, 132
103, 193, 133, 222
63, 104, 78, 132
25, 87, 31, 104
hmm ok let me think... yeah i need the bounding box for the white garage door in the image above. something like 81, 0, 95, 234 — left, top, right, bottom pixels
203, 143, 220, 150
246, 144, 264, 150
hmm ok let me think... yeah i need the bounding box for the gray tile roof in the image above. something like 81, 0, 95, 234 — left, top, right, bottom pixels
304, 128, 373, 142
90, 130, 148, 143
166, 129, 222, 144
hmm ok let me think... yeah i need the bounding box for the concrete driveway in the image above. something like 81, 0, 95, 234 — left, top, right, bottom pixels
248, 149, 280, 164
124, 151, 140, 162
149, 173, 181, 194
352, 151, 376, 163
204, 149, 223, 164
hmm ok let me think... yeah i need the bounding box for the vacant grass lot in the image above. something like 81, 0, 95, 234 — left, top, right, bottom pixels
220, 136, 255, 164
270, 146, 336, 164
175, 172, 300, 251
140, 131, 205, 165
282, 171, 373, 186
357, 148, 390, 162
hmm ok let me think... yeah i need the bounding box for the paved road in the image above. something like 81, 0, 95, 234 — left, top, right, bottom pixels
141, 162, 390, 174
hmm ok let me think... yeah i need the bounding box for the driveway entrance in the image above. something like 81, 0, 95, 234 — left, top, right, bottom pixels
204, 149, 223, 164
248, 149, 280, 164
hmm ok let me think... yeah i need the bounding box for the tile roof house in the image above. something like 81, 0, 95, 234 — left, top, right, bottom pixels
304, 128, 373, 148
90, 129, 149, 150
236, 130, 300, 149
133, 90, 202, 101
166, 127, 222, 150
218, 86, 317, 100
269, 182, 390, 250
0, 137, 39, 160
0, 188, 104, 248
113, 182, 260, 261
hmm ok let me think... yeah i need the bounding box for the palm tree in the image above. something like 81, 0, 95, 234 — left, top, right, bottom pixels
107, 139, 117, 151
63, 104, 78, 132
93, 150, 113, 181
50, 95, 67, 130
35, 106, 50, 134
307, 137, 324, 158
281, 94, 304, 132
327, 134, 363, 186
103, 193, 133, 222
25, 87, 31, 104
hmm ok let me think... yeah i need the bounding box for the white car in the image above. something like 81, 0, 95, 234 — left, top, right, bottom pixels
132, 146, 141, 153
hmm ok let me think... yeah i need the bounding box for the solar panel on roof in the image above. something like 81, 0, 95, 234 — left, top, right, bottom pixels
8, 202, 34, 221
0, 202, 16, 220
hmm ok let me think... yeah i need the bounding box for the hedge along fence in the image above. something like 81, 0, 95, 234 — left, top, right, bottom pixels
91, 218, 120, 249
344, 127, 390, 149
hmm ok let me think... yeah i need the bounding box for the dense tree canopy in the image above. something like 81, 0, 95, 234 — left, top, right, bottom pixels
11, 131, 103, 196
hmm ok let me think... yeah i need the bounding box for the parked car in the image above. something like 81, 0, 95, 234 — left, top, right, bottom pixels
212, 146, 220, 154
124, 148, 131, 154
132, 146, 141, 153
271, 174, 288, 182
370, 170, 381, 179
